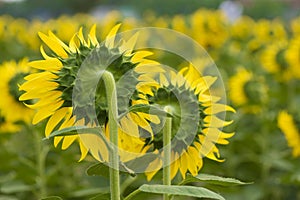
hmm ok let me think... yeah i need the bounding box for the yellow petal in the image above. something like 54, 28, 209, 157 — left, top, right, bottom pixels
131, 51, 153, 63
20, 78, 58, 91
160, 73, 169, 87
89, 24, 99, 46
179, 151, 188, 179
45, 107, 71, 137
61, 135, 77, 150
77, 27, 87, 46
204, 115, 233, 128
145, 157, 162, 181
32, 100, 64, 124
170, 152, 179, 180
105, 23, 121, 49
120, 115, 139, 138
40, 45, 53, 60
186, 152, 198, 176
48, 31, 70, 53
29, 59, 62, 71
205, 104, 236, 114
19, 85, 59, 100
120, 32, 139, 54
69, 34, 80, 53
38, 32, 68, 58
54, 136, 63, 147
78, 140, 89, 161
23, 91, 62, 108
24, 71, 57, 81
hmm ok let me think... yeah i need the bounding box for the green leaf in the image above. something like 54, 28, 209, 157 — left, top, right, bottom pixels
44, 126, 99, 139
43, 126, 110, 149
86, 162, 135, 178
137, 184, 225, 200
40, 196, 63, 200
181, 173, 251, 186
0, 181, 33, 194
89, 193, 110, 200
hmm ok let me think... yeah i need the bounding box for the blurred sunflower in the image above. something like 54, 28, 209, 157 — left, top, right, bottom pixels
260, 41, 292, 81
248, 20, 286, 53
278, 111, 300, 157
0, 59, 34, 133
0, 110, 19, 133
134, 65, 235, 180
229, 67, 267, 113
286, 36, 300, 79
190, 10, 228, 50
19, 24, 161, 161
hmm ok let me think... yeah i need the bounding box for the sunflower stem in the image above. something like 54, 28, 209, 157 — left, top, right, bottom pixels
102, 71, 120, 200
163, 106, 172, 200
32, 126, 49, 198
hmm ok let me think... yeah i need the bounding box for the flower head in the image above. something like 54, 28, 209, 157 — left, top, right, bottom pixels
0, 59, 34, 133
229, 67, 267, 113
261, 41, 292, 81
278, 111, 300, 157
134, 64, 235, 180
19, 24, 160, 161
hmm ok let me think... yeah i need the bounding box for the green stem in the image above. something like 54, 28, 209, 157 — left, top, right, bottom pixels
33, 127, 49, 198
102, 71, 120, 200
163, 106, 172, 200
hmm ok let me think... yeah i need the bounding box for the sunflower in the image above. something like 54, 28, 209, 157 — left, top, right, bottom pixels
260, 41, 292, 81
19, 24, 161, 161
228, 67, 267, 113
278, 111, 300, 157
133, 64, 235, 180
286, 36, 300, 79
0, 59, 34, 133
0, 109, 20, 133
228, 68, 252, 106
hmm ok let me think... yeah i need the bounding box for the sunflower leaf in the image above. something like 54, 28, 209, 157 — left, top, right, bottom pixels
44, 126, 98, 139
86, 162, 135, 178
125, 184, 225, 200
181, 173, 251, 186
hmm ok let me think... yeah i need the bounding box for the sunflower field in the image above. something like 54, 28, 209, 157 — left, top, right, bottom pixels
1, 2, 300, 200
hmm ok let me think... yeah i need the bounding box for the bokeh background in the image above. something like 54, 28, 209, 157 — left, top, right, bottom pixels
1, 0, 300, 199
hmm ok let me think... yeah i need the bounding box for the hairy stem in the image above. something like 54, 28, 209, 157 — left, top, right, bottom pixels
102, 71, 120, 200
163, 106, 172, 200
33, 128, 49, 198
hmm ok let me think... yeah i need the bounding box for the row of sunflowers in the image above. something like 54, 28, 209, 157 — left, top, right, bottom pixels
1, 9, 300, 199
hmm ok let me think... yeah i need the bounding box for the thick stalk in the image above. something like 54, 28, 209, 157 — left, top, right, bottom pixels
163, 107, 172, 200
102, 71, 120, 200
33, 128, 49, 198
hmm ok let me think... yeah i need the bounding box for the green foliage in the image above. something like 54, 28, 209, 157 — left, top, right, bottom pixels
128, 184, 225, 200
